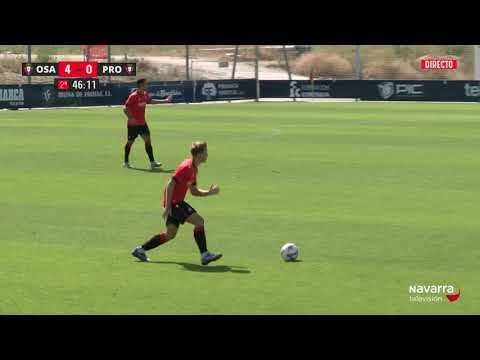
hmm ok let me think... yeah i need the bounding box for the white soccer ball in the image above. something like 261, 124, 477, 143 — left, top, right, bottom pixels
280, 243, 299, 261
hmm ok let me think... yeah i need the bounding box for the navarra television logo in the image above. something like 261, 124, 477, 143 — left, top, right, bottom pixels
409, 284, 461, 303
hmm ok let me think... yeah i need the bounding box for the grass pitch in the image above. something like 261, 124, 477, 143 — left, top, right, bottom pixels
1, 101, 479, 314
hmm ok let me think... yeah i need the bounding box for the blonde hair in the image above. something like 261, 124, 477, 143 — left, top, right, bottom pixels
190, 141, 207, 156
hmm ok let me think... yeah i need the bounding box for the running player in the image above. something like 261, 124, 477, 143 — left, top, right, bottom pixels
131, 141, 222, 265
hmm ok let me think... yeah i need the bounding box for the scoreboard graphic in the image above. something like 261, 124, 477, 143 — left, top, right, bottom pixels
22, 62, 136, 91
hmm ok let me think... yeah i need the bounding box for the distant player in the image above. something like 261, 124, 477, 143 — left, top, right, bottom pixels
123, 78, 173, 169
132, 141, 222, 265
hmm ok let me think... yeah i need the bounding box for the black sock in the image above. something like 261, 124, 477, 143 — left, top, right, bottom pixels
145, 143, 155, 162
141, 233, 166, 251
193, 226, 208, 254
124, 143, 132, 163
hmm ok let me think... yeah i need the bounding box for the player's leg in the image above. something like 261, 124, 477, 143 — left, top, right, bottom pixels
142, 223, 178, 251
140, 127, 162, 169
131, 223, 178, 262
124, 127, 138, 168
123, 139, 135, 167
184, 209, 222, 265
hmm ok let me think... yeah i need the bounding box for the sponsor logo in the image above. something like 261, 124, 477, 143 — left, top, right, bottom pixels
0, 88, 24, 102
42, 88, 54, 103
218, 83, 239, 89
57, 92, 75, 98
201, 82, 217, 99
82, 90, 112, 97
464, 83, 480, 97
216, 82, 246, 98
378, 82, 395, 99
290, 81, 331, 98
0, 87, 25, 106
378, 82, 423, 99
290, 81, 301, 97
57, 90, 112, 98
150, 89, 182, 98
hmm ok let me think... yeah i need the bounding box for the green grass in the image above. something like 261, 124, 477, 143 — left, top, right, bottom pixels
1, 101, 479, 314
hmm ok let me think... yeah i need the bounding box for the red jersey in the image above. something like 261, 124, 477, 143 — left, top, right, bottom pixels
163, 158, 198, 207
125, 89, 152, 126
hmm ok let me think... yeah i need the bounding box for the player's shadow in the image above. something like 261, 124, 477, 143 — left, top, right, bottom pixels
130, 167, 174, 174
145, 260, 251, 274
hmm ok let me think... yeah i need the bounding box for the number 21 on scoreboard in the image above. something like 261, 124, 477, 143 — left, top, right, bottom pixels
56, 79, 69, 90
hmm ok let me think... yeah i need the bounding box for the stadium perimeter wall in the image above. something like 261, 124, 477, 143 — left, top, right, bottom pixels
1, 80, 480, 109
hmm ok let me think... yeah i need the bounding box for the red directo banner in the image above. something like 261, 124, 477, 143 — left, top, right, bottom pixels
419, 56, 458, 71
83, 45, 108, 61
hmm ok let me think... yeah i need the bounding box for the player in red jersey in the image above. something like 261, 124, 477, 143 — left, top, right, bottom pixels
132, 141, 222, 265
123, 78, 173, 170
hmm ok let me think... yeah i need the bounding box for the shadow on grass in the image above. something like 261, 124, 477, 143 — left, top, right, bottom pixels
129, 167, 174, 174
137, 260, 251, 274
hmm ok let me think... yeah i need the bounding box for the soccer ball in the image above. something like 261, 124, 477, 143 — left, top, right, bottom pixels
280, 243, 299, 261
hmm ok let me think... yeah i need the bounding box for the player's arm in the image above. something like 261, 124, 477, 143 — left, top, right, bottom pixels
149, 95, 173, 104
124, 94, 136, 119
190, 183, 220, 197
162, 178, 176, 220
124, 106, 135, 123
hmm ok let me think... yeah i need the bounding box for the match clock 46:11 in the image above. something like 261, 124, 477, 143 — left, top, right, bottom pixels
55, 78, 100, 91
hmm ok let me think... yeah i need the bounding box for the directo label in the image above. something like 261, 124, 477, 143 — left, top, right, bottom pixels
420, 56, 458, 70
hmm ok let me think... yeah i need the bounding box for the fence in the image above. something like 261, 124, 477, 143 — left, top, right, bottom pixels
2, 79, 480, 109
1, 45, 479, 86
